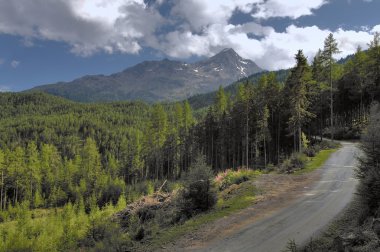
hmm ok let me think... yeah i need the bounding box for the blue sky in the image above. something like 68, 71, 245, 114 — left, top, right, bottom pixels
0, 0, 379, 91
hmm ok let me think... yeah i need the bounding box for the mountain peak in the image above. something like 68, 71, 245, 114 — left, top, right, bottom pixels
221, 48, 235, 53
31, 48, 263, 103
217, 48, 239, 57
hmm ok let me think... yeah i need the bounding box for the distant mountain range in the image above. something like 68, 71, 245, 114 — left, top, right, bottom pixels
29, 48, 263, 103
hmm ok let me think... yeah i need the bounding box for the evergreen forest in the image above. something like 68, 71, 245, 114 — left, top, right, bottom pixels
1, 33, 380, 251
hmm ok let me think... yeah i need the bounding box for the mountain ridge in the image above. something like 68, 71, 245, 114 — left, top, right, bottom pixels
29, 49, 263, 103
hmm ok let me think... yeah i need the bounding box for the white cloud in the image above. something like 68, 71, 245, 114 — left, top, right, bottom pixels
229, 22, 275, 37
0, 58, 4, 65
372, 25, 380, 33
0, 0, 378, 70
171, 1, 258, 32
0, 0, 162, 56
11, 60, 20, 68
252, 0, 328, 19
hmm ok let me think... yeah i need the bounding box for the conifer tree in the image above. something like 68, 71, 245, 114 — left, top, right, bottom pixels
183, 101, 194, 133
367, 32, 380, 101
149, 104, 168, 179
286, 50, 315, 152
215, 86, 228, 116
322, 33, 340, 141
25, 142, 41, 206
0, 149, 4, 210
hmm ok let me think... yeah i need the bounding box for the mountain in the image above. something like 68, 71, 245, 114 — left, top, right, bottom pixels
29, 48, 263, 103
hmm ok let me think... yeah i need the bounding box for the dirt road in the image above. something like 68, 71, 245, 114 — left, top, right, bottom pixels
197, 141, 359, 252
164, 142, 359, 252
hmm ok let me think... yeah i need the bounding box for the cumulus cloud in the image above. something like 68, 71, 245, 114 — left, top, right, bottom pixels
0, 0, 162, 56
372, 25, 380, 33
252, 0, 328, 19
0, 0, 378, 69
11, 60, 20, 68
170, 1, 257, 32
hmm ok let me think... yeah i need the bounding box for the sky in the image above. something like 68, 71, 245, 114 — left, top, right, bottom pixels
0, 0, 379, 91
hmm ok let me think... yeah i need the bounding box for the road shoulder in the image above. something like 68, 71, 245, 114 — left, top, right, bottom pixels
162, 168, 325, 251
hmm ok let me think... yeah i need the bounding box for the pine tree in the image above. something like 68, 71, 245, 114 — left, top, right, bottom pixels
172, 103, 184, 178
149, 104, 168, 179
311, 49, 328, 139
236, 82, 253, 168
215, 86, 228, 116
265, 73, 282, 164
130, 130, 144, 182
0, 149, 5, 210
8, 147, 26, 204
286, 50, 315, 152
367, 32, 380, 102
183, 101, 194, 133
182, 101, 195, 172
322, 33, 340, 141
81, 138, 102, 186
25, 142, 41, 207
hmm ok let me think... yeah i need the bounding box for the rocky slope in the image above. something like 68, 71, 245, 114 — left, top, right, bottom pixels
30, 48, 262, 102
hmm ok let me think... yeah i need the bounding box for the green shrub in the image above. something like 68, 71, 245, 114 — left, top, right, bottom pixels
177, 155, 217, 218
265, 163, 276, 173
303, 144, 322, 157
280, 153, 306, 173
146, 181, 155, 195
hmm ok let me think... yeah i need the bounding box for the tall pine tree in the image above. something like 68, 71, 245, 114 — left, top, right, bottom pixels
322, 33, 340, 141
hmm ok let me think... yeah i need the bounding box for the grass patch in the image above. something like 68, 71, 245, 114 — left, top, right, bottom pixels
141, 181, 258, 251
294, 148, 338, 175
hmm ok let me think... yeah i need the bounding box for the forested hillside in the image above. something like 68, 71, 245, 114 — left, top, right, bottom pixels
0, 33, 380, 251
187, 69, 290, 110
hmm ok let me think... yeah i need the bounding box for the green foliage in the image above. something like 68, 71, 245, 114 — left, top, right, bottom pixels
294, 148, 337, 175
285, 50, 315, 152
215, 86, 228, 116
280, 153, 307, 173
301, 132, 309, 149
0, 32, 379, 251
0, 201, 130, 252
146, 181, 155, 195
357, 104, 380, 215
177, 156, 217, 217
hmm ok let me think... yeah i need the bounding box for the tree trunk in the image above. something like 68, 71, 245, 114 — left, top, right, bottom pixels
277, 114, 280, 164
263, 135, 267, 169
0, 171, 3, 211
298, 125, 302, 153
211, 134, 214, 169
255, 132, 259, 167
330, 57, 334, 142
246, 109, 249, 169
